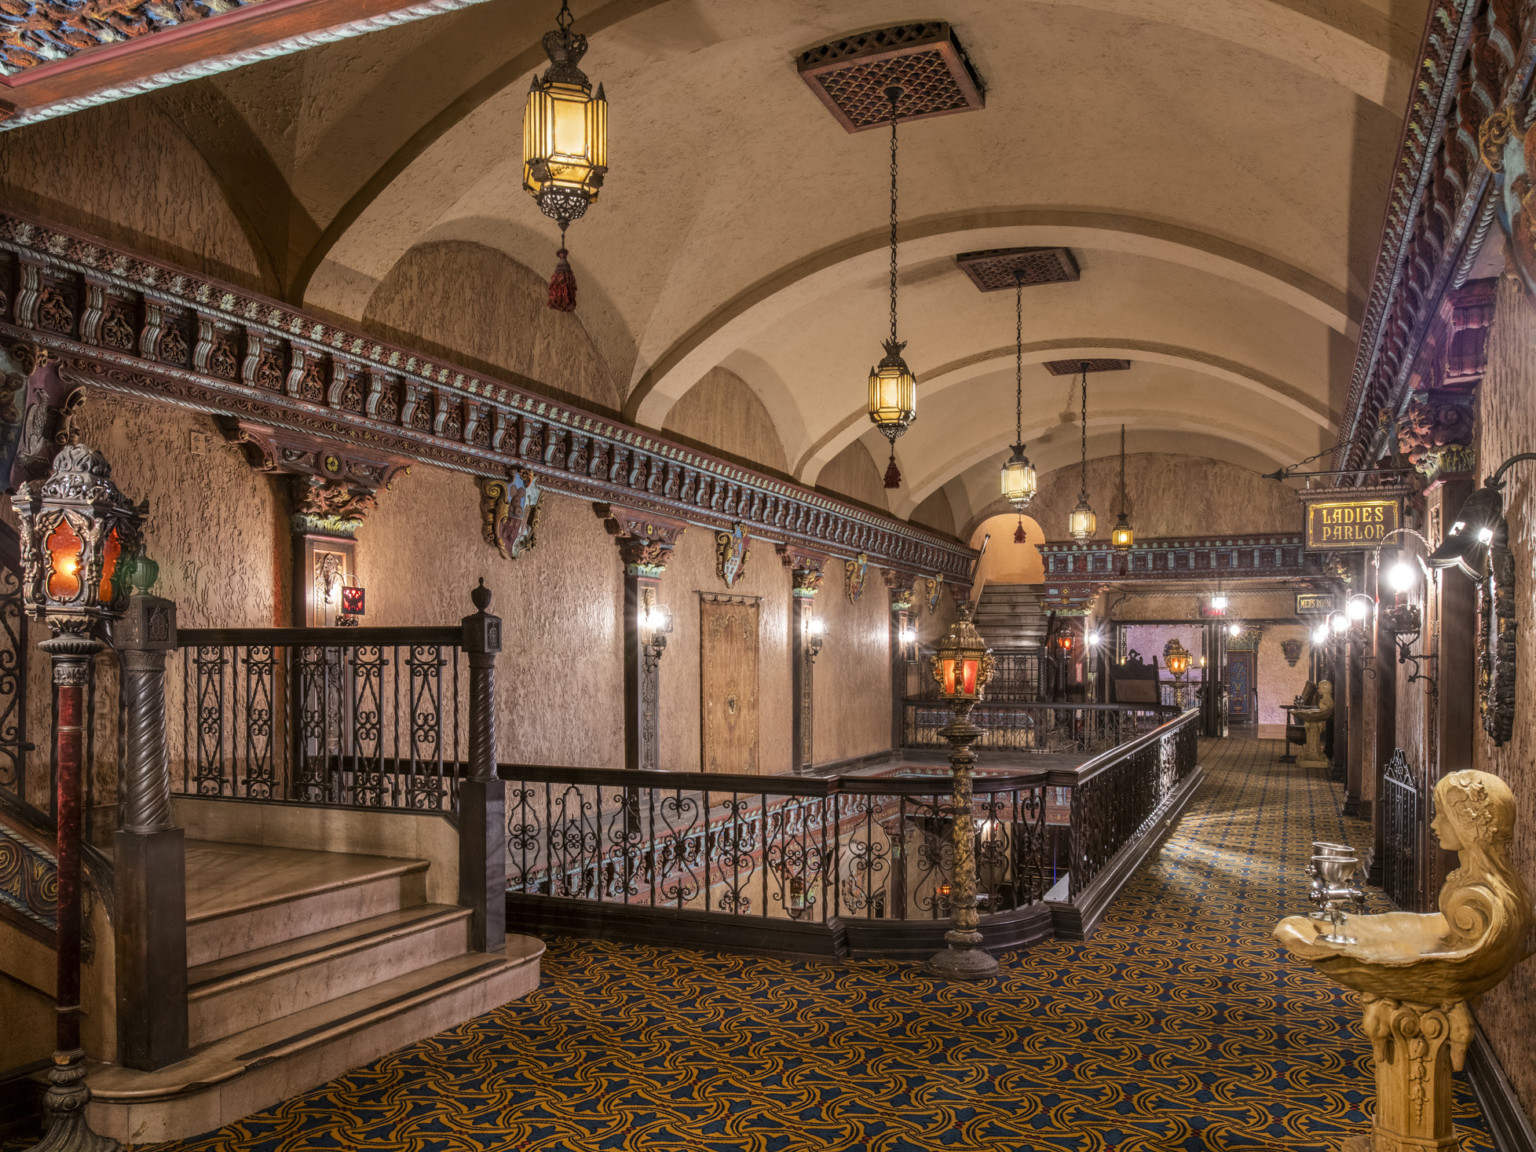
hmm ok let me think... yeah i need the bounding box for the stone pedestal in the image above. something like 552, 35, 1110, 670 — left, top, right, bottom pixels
1342, 996, 1472, 1152
1298, 719, 1330, 769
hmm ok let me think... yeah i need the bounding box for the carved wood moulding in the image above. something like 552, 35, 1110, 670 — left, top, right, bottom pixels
0, 0, 498, 130
0, 211, 974, 583
1336, 0, 1535, 474
1037, 533, 1325, 582
796, 22, 984, 133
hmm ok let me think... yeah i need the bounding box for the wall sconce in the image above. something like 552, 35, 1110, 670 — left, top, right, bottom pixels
805, 613, 826, 663
898, 622, 917, 663
1227, 621, 1242, 638
640, 594, 673, 672
1372, 530, 1436, 695
1209, 591, 1228, 614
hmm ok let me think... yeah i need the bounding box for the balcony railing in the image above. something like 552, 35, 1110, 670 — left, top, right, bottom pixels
901, 699, 1175, 754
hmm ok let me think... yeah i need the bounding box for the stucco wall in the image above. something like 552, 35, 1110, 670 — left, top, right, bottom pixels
0, 99, 263, 291
910, 488, 957, 537
363, 240, 621, 414
818, 441, 888, 512
663, 368, 789, 476
1468, 268, 1536, 1116
812, 562, 895, 765
1254, 623, 1313, 724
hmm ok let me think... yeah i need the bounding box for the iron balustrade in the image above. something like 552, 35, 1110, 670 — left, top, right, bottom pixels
901, 699, 1173, 753
1381, 748, 1424, 911
171, 627, 465, 812
986, 649, 1043, 702
500, 708, 1201, 934
1067, 708, 1200, 897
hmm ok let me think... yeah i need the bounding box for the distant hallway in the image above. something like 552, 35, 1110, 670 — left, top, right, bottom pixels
135, 740, 1497, 1152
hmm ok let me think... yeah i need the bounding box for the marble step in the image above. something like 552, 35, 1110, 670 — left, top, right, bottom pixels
184, 841, 430, 967
89, 935, 545, 1145
187, 903, 473, 1046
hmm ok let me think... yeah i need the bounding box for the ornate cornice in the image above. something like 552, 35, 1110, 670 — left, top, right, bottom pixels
1038, 534, 1324, 582
1336, 0, 1536, 475
0, 211, 973, 582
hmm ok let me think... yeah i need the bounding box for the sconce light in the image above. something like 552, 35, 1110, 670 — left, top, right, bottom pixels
1346, 594, 1372, 623
805, 614, 826, 662
640, 595, 673, 671
1165, 640, 1191, 680
340, 585, 366, 617
1312, 623, 1330, 645
1427, 456, 1536, 580
1055, 631, 1075, 657
898, 622, 917, 663
1372, 529, 1436, 695
1209, 592, 1228, 614
1227, 622, 1242, 638
1086, 631, 1101, 647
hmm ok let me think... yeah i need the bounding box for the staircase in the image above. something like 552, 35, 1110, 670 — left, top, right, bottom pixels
87, 840, 541, 1145
973, 584, 1049, 650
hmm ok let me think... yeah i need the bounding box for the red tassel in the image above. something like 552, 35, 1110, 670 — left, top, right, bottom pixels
1014, 519, 1026, 544
883, 452, 901, 489
548, 247, 577, 312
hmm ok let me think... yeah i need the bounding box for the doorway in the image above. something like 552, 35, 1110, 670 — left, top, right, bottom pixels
1226, 649, 1257, 723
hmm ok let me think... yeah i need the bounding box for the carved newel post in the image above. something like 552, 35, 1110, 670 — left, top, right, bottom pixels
1275, 771, 1533, 1152
13, 442, 146, 1152
460, 580, 505, 953
113, 558, 189, 1071
926, 600, 997, 981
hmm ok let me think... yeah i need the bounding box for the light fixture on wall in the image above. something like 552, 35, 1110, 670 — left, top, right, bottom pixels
868, 86, 918, 489
1111, 424, 1133, 552
1067, 363, 1096, 541
1227, 621, 1242, 638
639, 591, 673, 672
523, 0, 609, 312
1209, 584, 1228, 615
805, 613, 827, 662
1372, 528, 1436, 696
898, 621, 917, 663
1000, 270, 1037, 541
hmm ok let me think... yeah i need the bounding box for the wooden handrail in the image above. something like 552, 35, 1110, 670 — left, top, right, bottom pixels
175, 625, 462, 648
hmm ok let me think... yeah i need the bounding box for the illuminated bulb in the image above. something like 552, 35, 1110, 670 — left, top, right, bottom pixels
1347, 597, 1369, 621
1388, 561, 1416, 594
1087, 632, 1101, 646
1477, 526, 1494, 544
57, 556, 78, 577
807, 618, 826, 637
1210, 593, 1228, 611
899, 627, 916, 645
1228, 623, 1241, 637
1312, 624, 1329, 644
1330, 613, 1348, 635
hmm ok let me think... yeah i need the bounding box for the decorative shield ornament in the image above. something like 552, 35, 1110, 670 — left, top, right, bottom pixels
1280, 638, 1303, 667
845, 553, 868, 603
1480, 101, 1536, 299
715, 522, 750, 588
925, 573, 944, 613
480, 468, 542, 560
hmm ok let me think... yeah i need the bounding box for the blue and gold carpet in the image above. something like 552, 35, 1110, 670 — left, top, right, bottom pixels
141, 738, 1494, 1151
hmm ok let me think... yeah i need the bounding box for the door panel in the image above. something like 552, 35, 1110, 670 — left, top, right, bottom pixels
701, 599, 759, 773
1227, 650, 1256, 718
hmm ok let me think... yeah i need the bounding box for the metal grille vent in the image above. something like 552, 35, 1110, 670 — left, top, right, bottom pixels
797, 22, 984, 133
955, 247, 1080, 291
1043, 360, 1132, 376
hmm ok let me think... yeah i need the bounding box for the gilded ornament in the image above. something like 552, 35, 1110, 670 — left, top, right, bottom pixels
715, 522, 750, 588
480, 468, 542, 560
845, 553, 868, 603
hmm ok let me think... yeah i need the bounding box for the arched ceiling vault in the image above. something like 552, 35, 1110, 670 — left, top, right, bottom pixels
130, 0, 1423, 526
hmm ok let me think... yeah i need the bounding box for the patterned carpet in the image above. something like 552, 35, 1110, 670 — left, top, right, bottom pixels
131, 739, 1493, 1151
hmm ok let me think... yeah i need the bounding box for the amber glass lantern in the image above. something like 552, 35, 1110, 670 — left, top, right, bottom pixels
1165, 640, 1192, 680
1056, 632, 1074, 656
13, 443, 144, 631
1001, 444, 1037, 511
1068, 495, 1097, 542
523, 1, 608, 229
929, 604, 994, 702
1110, 513, 1133, 551
868, 344, 918, 441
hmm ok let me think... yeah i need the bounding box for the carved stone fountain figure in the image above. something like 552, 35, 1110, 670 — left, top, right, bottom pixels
1274, 770, 1533, 1152
1293, 679, 1334, 770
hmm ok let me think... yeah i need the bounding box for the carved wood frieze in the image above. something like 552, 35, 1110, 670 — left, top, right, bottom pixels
1339, 0, 1535, 473
0, 211, 971, 583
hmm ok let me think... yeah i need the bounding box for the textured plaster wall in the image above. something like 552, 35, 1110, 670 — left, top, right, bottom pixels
363, 240, 621, 414
357, 464, 625, 769
654, 525, 791, 775
1467, 269, 1536, 1115
663, 368, 789, 476
818, 441, 888, 512
1255, 624, 1312, 724
910, 488, 957, 537
813, 563, 895, 765
970, 514, 1045, 585
0, 99, 263, 290
990, 453, 1303, 542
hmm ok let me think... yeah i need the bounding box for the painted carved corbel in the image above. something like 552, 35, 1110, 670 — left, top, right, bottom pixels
480, 468, 542, 560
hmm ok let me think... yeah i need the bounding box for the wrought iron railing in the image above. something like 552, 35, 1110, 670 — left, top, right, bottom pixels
1381, 748, 1424, 911
986, 649, 1043, 702
500, 708, 1201, 943
171, 627, 465, 812
1067, 708, 1200, 897
901, 700, 1173, 753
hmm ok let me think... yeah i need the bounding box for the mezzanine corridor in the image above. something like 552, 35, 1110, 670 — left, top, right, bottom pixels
123, 740, 1495, 1152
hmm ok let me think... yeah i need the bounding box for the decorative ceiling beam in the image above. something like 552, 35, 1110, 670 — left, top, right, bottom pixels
0, 0, 496, 131
1334, 0, 1536, 477
0, 210, 974, 583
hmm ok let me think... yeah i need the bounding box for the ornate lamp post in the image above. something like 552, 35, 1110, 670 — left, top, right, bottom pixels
13, 442, 144, 1152
1165, 638, 1192, 709
926, 601, 997, 980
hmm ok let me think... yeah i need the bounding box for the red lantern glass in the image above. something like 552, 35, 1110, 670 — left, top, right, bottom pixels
340, 586, 366, 616
46, 519, 83, 602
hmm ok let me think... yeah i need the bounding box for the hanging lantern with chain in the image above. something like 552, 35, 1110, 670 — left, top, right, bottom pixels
1111, 423, 1134, 552
1067, 362, 1097, 542
523, 0, 608, 312
868, 85, 917, 489
999, 269, 1037, 543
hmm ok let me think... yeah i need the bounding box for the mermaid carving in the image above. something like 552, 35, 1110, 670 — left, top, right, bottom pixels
1275, 770, 1532, 1151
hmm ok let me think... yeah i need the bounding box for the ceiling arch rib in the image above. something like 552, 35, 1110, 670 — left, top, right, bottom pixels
623, 211, 1355, 431
793, 340, 1335, 487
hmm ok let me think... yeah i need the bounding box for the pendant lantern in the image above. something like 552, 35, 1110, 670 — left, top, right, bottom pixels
1110, 423, 1134, 551
1067, 362, 1096, 542
1000, 270, 1037, 542
523, 0, 608, 312
868, 86, 917, 488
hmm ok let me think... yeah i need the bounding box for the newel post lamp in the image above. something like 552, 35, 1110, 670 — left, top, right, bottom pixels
13, 442, 145, 1152
1165, 638, 1192, 710
926, 601, 998, 980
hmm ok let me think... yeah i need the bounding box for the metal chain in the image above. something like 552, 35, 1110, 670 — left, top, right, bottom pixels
556, 0, 573, 31
1079, 363, 1089, 493
889, 87, 900, 347
1119, 423, 1127, 512
1014, 272, 1023, 443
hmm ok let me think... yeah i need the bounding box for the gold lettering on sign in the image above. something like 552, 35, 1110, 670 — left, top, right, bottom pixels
1305, 500, 1401, 551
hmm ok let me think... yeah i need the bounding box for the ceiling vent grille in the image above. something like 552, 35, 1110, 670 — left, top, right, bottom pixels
797, 22, 984, 133
1043, 359, 1133, 376
955, 247, 1080, 291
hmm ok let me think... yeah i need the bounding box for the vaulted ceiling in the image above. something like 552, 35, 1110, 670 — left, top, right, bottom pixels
5, 0, 1429, 535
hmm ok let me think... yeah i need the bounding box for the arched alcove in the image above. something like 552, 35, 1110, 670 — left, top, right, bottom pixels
970, 514, 1044, 586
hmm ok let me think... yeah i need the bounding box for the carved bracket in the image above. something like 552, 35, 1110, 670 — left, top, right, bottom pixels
480, 468, 542, 560
715, 521, 750, 588
778, 544, 827, 599
599, 503, 687, 577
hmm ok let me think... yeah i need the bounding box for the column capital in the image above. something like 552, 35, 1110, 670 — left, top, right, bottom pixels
597, 503, 688, 577
777, 544, 827, 598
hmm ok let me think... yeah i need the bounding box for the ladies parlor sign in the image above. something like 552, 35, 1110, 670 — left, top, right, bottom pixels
1299, 488, 1406, 551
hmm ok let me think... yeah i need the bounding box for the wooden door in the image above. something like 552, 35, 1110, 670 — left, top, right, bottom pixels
1227, 650, 1256, 719
701, 598, 759, 773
